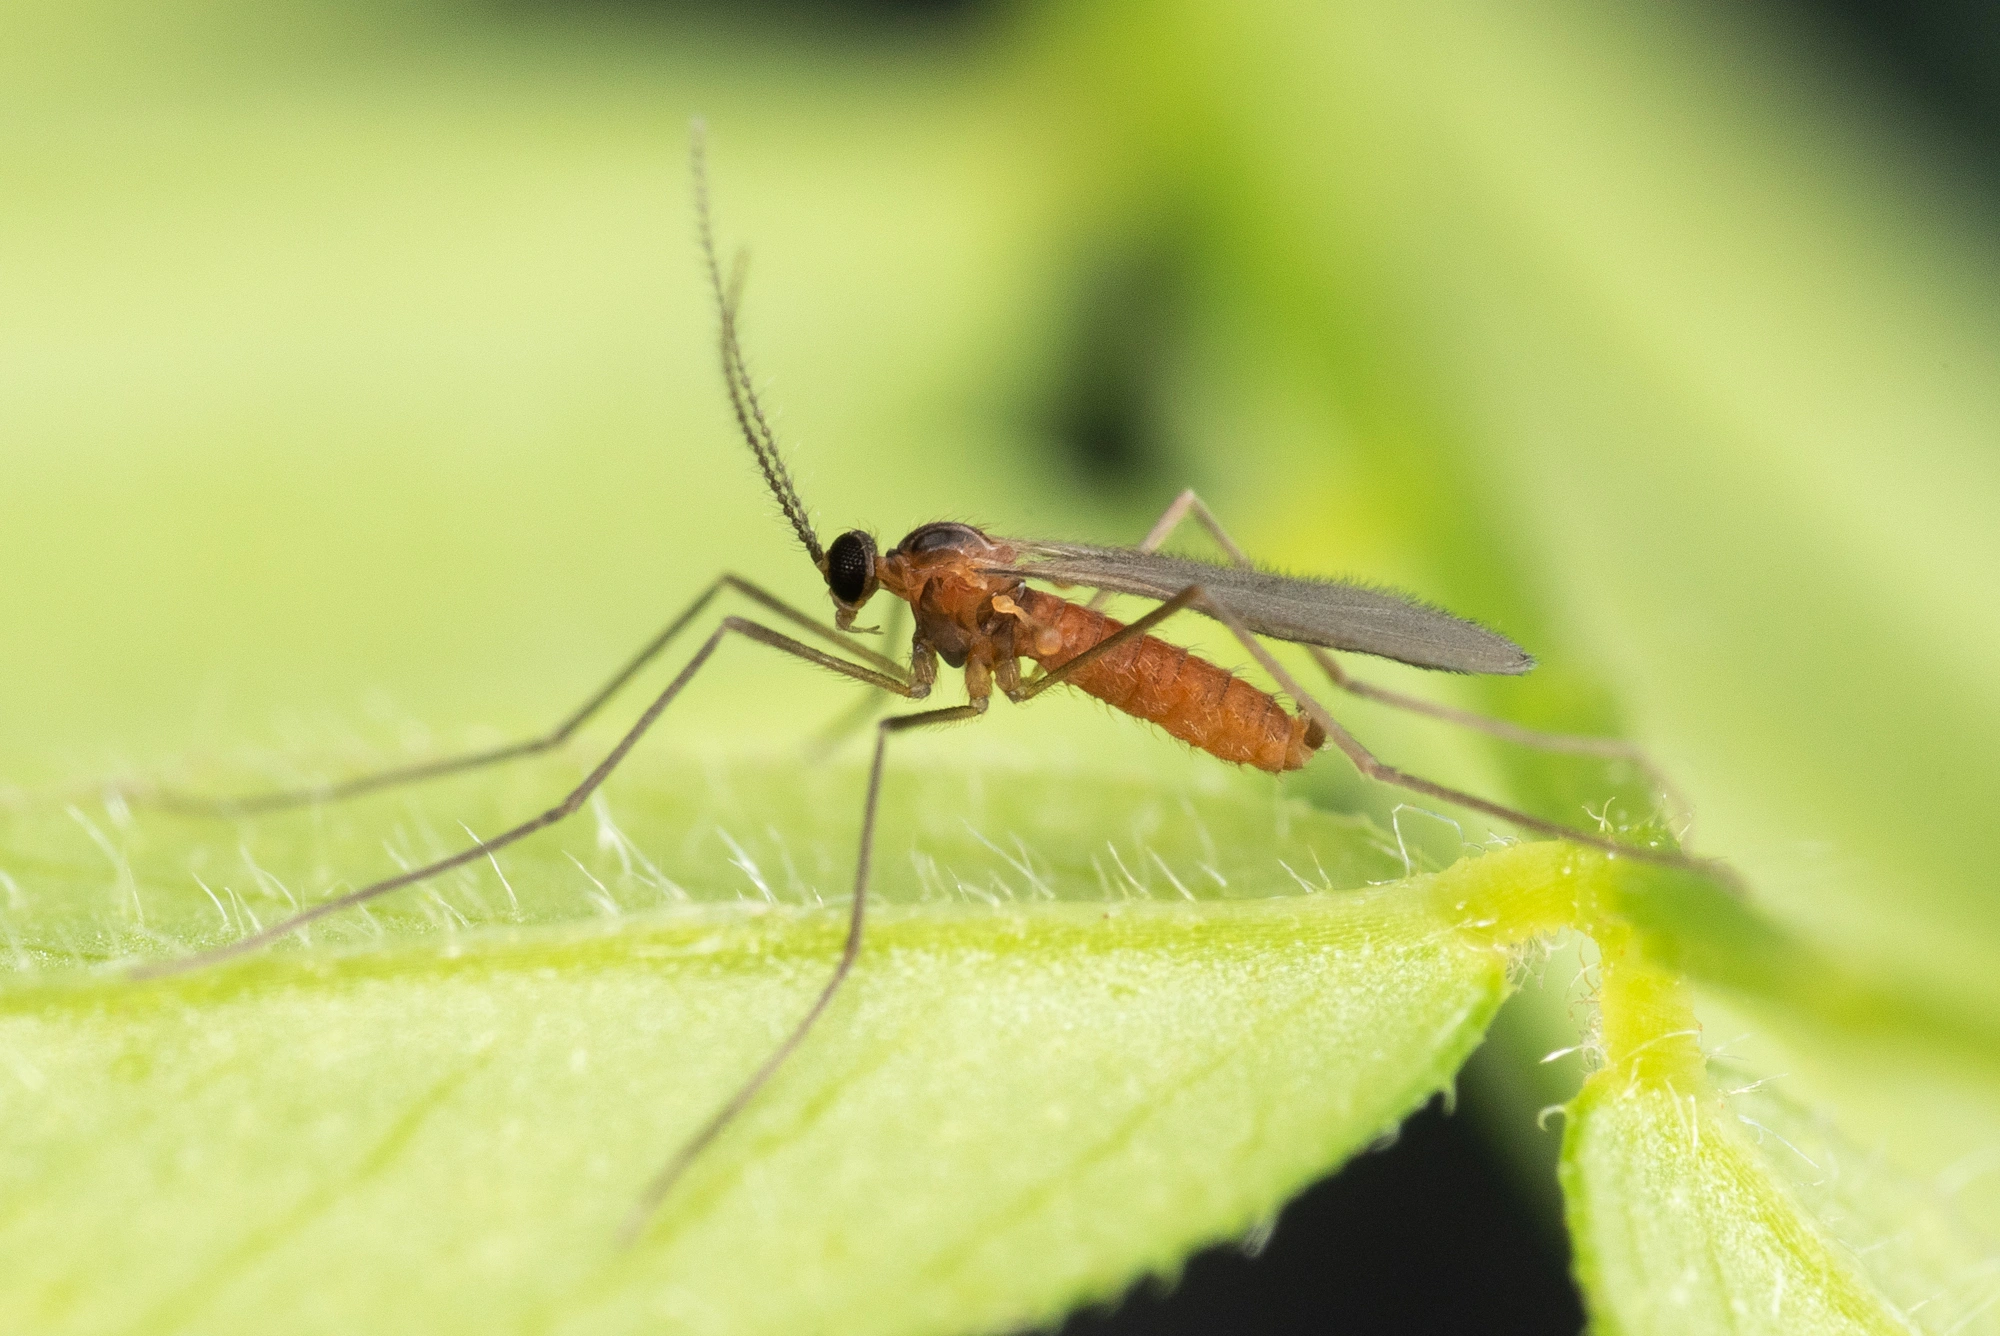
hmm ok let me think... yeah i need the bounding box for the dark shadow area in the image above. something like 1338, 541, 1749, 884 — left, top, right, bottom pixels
482, 0, 991, 36
1034, 240, 1185, 497
487, 0, 2000, 195
1789, 0, 2000, 171
1051, 1097, 1584, 1336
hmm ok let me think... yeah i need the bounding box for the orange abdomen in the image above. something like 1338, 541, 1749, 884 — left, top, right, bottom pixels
1016, 589, 1323, 773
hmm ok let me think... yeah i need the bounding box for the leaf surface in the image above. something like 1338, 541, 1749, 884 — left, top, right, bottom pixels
1559, 948, 1971, 1336
0, 758, 1559, 1336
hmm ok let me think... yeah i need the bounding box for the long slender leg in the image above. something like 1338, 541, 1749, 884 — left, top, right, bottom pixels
1184, 585, 1740, 890
1005, 588, 1207, 705
127, 618, 922, 982
620, 696, 988, 1242
1113, 488, 1692, 831
130, 575, 894, 819
805, 599, 911, 761
1008, 580, 1734, 886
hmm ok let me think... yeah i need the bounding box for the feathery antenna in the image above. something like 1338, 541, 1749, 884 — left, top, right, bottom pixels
691, 120, 825, 568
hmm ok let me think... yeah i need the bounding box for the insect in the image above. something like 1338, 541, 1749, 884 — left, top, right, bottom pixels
128, 123, 1733, 1242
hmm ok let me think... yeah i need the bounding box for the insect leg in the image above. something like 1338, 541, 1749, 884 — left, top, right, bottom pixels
1084, 488, 1250, 615
1018, 576, 1731, 884
1181, 584, 1741, 891
127, 618, 922, 982
130, 575, 898, 819
805, 599, 912, 761
622, 695, 989, 1241
1004, 588, 1207, 704
1114, 488, 1693, 833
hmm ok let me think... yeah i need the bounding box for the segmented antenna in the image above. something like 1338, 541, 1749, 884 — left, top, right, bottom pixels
690, 121, 825, 568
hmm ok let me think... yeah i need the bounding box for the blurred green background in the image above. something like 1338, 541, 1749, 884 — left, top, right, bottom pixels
5, 0, 1999, 1329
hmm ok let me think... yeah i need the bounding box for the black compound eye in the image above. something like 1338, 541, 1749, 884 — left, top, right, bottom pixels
826, 530, 877, 605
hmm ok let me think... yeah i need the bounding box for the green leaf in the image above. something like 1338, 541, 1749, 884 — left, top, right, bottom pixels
0, 757, 1570, 1336
1564, 1078, 1913, 1336
13, 0, 2000, 1327
1561, 947, 1937, 1336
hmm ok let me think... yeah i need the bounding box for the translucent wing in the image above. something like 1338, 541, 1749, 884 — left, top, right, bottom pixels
994, 542, 1534, 675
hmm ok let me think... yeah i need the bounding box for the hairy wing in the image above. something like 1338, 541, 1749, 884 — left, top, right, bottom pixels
994, 542, 1534, 675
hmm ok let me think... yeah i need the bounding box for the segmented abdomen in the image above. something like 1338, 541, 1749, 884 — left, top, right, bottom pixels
1016, 589, 1323, 773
